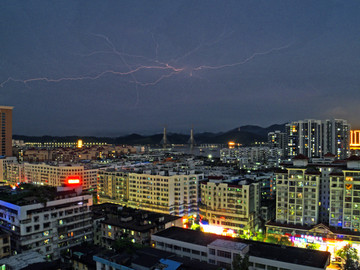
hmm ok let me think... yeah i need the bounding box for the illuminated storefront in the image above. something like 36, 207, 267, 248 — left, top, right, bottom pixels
266, 222, 360, 259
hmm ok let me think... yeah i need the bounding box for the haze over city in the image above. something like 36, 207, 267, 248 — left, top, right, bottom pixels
1, 0, 360, 136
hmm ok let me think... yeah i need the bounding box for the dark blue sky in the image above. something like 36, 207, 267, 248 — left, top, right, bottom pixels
1, 0, 360, 136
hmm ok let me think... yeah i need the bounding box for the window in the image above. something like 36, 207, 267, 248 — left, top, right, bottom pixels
255, 263, 266, 269
183, 248, 190, 253
209, 248, 215, 255
217, 250, 231, 258
192, 250, 200, 255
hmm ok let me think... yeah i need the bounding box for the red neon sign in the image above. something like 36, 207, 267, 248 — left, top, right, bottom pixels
66, 177, 81, 185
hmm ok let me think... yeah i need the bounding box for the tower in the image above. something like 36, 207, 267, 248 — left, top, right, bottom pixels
160, 127, 169, 148
188, 127, 196, 149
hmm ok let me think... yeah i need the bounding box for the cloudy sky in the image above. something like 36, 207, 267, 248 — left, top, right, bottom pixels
1, 0, 360, 136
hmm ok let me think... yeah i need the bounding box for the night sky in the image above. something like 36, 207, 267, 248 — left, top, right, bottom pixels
1, 0, 360, 136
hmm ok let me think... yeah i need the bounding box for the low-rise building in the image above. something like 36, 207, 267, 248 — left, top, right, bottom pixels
93, 204, 182, 248
152, 227, 330, 270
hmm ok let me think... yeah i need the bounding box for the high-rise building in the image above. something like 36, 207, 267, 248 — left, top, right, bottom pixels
268, 130, 287, 152
97, 169, 129, 204
0, 106, 13, 157
199, 179, 260, 235
267, 155, 360, 256
128, 171, 203, 216
275, 156, 321, 226
285, 119, 350, 159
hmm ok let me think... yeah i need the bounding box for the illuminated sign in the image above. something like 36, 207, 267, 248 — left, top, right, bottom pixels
350, 130, 360, 149
66, 177, 81, 185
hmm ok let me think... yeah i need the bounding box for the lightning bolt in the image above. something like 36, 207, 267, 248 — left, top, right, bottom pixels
0, 30, 292, 106
193, 43, 292, 71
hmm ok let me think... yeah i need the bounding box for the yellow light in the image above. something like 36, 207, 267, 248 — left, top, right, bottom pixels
77, 139, 83, 148
350, 130, 360, 149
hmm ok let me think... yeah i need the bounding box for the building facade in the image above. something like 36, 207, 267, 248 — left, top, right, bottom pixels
0, 185, 93, 259
3, 162, 97, 190
152, 227, 330, 270
97, 169, 129, 204
199, 179, 260, 235
128, 172, 203, 216
285, 119, 350, 159
0, 106, 13, 157
275, 158, 321, 226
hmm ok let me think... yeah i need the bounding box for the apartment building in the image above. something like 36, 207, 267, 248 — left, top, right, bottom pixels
97, 205, 182, 248
0, 184, 93, 259
268, 130, 287, 151
0, 156, 17, 181
199, 179, 260, 235
0, 230, 10, 258
128, 171, 203, 216
0, 106, 13, 157
220, 147, 283, 169
267, 156, 360, 256
152, 227, 330, 270
275, 155, 321, 226
286, 119, 350, 159
97, 169, 129, 204
329, 156, 360, 231
3, 162, 97, 190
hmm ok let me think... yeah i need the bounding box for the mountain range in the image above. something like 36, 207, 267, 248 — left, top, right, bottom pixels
13, 124, 285, 146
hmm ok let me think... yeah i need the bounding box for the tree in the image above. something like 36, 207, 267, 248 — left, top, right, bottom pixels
336, 244, 360, 270
306, 243, 320, 250
232, 254, 250, 270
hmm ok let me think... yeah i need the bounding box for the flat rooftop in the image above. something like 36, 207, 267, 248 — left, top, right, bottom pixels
209, 239, 247, 252
0, 184, 80, 206
153, 227, 330, 269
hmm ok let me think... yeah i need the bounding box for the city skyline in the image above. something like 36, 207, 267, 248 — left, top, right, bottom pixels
1, 1, 360, 136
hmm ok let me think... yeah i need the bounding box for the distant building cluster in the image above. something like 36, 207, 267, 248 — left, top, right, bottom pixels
1, 105, 360, 269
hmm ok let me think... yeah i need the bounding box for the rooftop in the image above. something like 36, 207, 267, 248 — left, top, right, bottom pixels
153, 227, 330, 269
98, 205, 181, 232
0, 184, 82, 206
0, 251, 45, 270
209, 239, 248, 252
